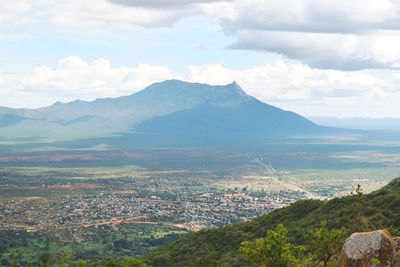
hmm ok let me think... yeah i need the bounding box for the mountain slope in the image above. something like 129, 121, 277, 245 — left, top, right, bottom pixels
0, 80, 321, 145
146, 178, 400, 267
135, 101, 318, 146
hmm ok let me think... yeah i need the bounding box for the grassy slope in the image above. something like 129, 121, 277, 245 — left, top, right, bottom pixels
146, 178, 400, 267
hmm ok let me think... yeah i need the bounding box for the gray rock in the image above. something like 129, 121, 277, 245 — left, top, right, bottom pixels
338, 229, 396, 267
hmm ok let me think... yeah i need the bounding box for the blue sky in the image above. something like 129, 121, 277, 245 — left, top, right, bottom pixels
1, 0, 400, 118
0, 16, 271, 71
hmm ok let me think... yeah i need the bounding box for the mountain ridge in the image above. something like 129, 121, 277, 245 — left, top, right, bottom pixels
0, 80, 321, 145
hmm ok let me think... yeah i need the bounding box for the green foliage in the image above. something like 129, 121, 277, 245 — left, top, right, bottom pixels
187, 252, 219, 267
240, 224, 305, 267
37, 252, 53, 267
305, 221, 346, 267
104, 257, 150, 267
75, 259, 89, 267
5, 249, 24, 267
371, 257, 381, 266
350, 184, 371, 233
0, 223, 184, 265
147, 178, 400, 267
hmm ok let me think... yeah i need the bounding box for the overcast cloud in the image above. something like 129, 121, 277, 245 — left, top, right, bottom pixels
2, 0, 400, 69
108, 0, 232, 8
213, 0, 400, 69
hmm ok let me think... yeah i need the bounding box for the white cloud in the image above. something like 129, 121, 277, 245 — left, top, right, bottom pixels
210, 0, 400, 69
3, 1, 400, 69
216, 0, 400, 34
0, 0, 31, 23
108, 0, 231, 8
1, 56, 399, 117
228, 30, 400, 70
0, 0, 229, 29
186, 60, 400, 117
42, 1, 191, 29
0, 57, 176, 107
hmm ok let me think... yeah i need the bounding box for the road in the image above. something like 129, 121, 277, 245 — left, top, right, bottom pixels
247, 153, 320, 199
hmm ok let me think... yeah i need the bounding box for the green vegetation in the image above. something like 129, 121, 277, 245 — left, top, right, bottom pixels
15, 253, 149, 267
305, 221, 346, 267
146, 178, 400, 266
240, 224, 305, 267
0, 224, 186, 266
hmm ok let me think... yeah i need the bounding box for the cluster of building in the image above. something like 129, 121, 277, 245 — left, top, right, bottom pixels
0, 184, 307, 231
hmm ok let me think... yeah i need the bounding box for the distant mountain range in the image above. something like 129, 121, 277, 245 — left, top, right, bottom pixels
310, 116, 400, 131
0, 80, 323, 147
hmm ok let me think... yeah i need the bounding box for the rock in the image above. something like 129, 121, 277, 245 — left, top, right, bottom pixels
338, 229, 396, 267
394, 237, 400, 267
394, 237, 400, 251
394, 250, 400, 267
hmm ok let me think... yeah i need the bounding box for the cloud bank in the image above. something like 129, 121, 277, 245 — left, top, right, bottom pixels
1, 56, 399, 117
213, 0, 400, 69
3, 1, 400, 69
0, 57, 175, 108
108, 0, 231, 8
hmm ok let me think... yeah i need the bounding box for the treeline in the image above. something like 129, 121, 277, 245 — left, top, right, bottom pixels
0, 222, 348, 267
1, 252, 149, 267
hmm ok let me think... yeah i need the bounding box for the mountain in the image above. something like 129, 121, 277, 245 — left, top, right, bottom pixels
0, 80, 321, 146
310, 116, 400, 131
146, 178, 400, 267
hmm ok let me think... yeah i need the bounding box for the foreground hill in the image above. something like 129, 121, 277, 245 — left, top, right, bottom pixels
0, 80, 322, 146
146, 178, 400, 267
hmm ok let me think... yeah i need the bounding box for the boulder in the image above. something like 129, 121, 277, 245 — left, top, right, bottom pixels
338, 229, 396, 267
394, 237, 400, 251
394, 250, 400, 267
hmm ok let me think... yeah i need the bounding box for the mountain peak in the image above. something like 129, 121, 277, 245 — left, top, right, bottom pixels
135, 79, 252, 107
231, 81, 239, 86
0, 79, 320, 144
226, 81, 247, 95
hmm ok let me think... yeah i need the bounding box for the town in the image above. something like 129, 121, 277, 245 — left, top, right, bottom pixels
0, 175, 307, 232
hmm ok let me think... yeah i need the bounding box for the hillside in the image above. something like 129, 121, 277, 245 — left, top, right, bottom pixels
146, 178, 400, 267
0, 80, 321, 146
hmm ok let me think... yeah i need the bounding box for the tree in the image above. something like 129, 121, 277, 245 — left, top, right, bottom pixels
7, 249, 23, 267
240, 224, 305, 267
306, 221, 346, 267
105, 257, 149, 267
36, 252, 53, 267
58, 249, 74, 267
350, 184, 370, 232
75, 259, 89, 267
188, 253, 219, 267
121, 257, 150, 267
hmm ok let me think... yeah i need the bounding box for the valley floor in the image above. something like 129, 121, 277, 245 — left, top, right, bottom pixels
0, 142, 399, 263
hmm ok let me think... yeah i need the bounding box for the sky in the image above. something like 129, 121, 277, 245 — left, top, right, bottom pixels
1, 0, 400, 118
